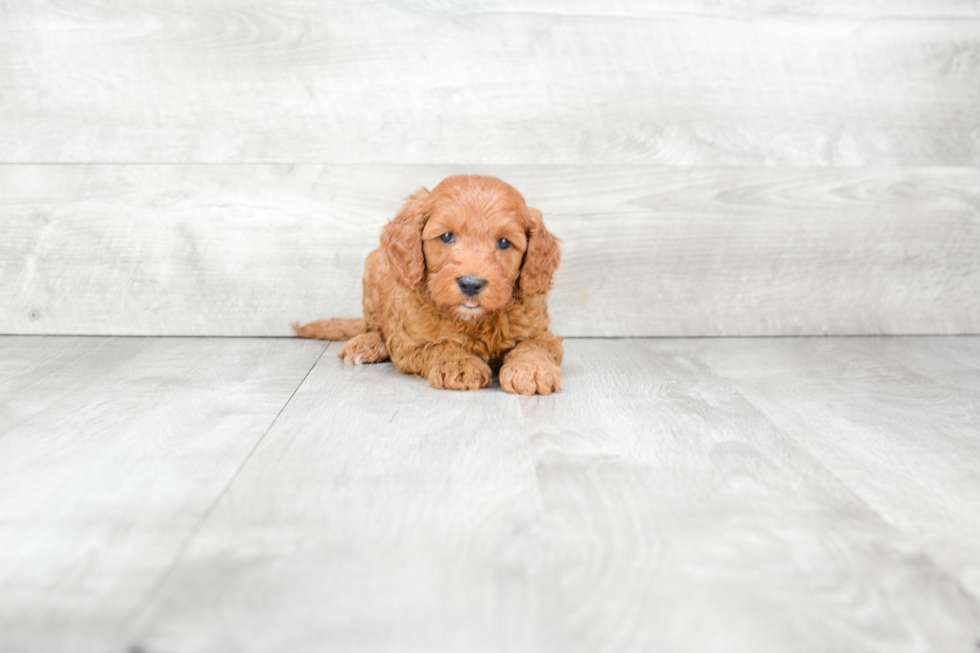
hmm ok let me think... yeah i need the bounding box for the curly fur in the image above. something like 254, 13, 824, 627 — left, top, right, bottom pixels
294, 174, 563, 395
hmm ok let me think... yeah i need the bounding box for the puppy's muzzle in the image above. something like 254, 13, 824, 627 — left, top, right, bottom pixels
457, 275, 486, 297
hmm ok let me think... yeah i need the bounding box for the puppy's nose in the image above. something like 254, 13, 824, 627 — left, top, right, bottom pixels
457, 275, 486, 297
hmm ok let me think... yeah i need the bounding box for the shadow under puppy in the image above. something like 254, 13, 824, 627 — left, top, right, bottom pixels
293, 174, 562, 395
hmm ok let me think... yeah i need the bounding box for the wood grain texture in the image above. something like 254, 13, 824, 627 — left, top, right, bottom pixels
118, 336, 980, 653
3, 335, 980, 652
126, 342, 562, 653
2, 165, 978, 337
0, 336, 326, 653
2, 1, 979, 165
690, 336, 980, 602
521, 338, 980, 653
428, 0, 980, 18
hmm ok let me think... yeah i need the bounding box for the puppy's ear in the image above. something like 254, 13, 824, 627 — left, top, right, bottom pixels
380, 188, 430, 288
519, 207, 561, 297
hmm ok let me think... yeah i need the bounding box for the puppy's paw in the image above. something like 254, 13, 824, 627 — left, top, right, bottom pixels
427, 356, 492, 391
338, 332, 389, 365
500, 359, 562, 396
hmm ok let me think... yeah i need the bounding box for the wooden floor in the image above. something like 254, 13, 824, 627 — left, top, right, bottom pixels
4, 3, 977, 650
1, 335, 979, 652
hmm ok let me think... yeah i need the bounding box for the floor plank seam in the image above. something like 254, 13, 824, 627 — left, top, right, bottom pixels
119, 341, 331, 635
712, 368, 980, 612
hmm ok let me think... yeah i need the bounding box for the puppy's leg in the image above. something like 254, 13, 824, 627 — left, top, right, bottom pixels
500, 335, 563, 396
390, 342, 492, 391
426, 346, 493, 391
338, 331, 389, 365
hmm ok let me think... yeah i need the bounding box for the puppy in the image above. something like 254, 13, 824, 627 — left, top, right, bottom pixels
293, 174, 562, 395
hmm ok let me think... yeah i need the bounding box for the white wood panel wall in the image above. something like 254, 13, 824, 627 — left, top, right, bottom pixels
1, 1, 978, 336
3, 165, 978, 337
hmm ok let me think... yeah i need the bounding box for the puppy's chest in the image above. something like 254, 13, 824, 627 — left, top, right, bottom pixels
411, 302, 539, 362
446, 319, 522, 364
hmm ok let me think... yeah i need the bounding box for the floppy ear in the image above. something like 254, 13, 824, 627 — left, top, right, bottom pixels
380, 188, 430, 288
519, 207, 561, 297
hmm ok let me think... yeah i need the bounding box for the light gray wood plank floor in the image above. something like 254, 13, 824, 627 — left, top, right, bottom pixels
0, 336, 327, 653
1, 336, 978, 652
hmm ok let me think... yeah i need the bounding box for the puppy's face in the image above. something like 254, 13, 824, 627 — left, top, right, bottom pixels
381, 175, 560, 319
420, 181, 529, 321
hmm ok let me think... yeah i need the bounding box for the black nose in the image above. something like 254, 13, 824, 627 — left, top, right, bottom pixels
457, 275, 486, 297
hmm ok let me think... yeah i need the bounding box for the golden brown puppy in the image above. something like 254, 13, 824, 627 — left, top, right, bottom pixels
293, 174, 562, 395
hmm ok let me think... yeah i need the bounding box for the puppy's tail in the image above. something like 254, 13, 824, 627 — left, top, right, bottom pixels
292, 318, 366, 340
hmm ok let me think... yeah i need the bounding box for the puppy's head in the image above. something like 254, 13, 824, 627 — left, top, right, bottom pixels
380, 175, 560, 321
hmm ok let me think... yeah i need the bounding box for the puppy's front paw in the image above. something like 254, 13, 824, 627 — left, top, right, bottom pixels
500, 359, 562, 396
427, 357, 492, 391
338, 332, 388, 365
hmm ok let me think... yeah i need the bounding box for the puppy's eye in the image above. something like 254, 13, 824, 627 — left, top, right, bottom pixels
496, 237, 511, 250
440, 232, 455, 244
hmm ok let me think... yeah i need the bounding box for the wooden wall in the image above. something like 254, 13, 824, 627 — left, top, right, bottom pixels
2, 1, 978, 336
